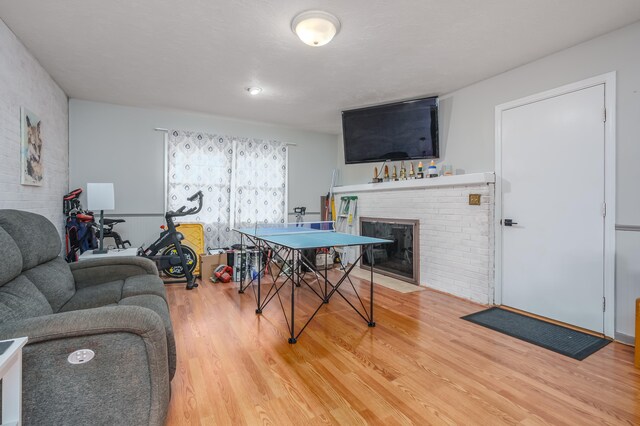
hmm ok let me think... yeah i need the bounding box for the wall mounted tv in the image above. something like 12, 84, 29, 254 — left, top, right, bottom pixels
342, 96, 439, 164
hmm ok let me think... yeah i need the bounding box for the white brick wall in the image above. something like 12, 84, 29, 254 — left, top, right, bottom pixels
345, 183, 495, 304
0, 19, 69, 238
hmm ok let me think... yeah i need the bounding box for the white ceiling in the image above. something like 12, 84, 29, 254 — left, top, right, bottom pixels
2, 1, 640, 135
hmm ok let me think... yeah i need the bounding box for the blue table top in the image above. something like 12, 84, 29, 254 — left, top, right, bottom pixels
235, 228, 392, 249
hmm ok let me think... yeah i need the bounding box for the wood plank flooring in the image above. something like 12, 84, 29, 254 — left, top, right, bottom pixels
165, 272, 639, 425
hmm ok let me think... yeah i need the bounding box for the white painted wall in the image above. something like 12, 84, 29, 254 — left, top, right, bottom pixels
337, 21, 640, 226
0, 18, 68, 236
615, 230, 640, 343
337, 21, 640, 339
69, 100, 337, 246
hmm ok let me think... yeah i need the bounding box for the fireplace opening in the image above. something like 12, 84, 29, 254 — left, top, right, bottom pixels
359, 217, 419, 285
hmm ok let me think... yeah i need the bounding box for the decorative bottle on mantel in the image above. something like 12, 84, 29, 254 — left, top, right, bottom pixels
417, 161, 424, 179
384, 165, 389, 181
392, 165, 398, 181
428, 160, 438, 178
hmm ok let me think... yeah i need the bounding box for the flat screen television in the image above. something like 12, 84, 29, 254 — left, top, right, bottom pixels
342, 96, 439, 164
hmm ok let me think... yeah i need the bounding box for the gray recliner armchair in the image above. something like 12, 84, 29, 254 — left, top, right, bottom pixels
0, 210, 175, 425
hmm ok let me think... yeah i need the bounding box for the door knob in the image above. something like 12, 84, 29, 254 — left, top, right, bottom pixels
503, 219, 518, 226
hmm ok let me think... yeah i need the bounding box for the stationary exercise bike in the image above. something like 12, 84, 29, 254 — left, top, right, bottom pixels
139, 190, 204, 290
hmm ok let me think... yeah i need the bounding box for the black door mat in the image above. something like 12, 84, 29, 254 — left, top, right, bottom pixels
461, 307, 610, 360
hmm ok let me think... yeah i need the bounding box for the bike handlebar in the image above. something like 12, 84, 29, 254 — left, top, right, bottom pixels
188, 190, 203, 202
166, 190, 204, 218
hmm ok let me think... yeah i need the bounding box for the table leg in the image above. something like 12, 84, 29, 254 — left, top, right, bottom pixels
289, 257, 297, 343
2, 350, 22, 425
294, 251, 301, 287
324, 250, 329, 303
368, 244, 376, 327
239, 234, 245, 293
256, 240, 263, 314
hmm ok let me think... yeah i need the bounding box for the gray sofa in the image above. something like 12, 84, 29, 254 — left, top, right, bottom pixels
0, 210, 175, 425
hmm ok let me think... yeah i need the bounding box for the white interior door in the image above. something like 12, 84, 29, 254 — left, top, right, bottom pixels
501, 84, 605, 333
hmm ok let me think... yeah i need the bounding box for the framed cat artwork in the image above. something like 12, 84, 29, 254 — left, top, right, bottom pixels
21, 107, 43, 186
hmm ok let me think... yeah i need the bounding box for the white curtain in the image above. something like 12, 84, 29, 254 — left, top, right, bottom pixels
167, 130, 234, 248
233, 138, 288, 229
167, 130, 288, 249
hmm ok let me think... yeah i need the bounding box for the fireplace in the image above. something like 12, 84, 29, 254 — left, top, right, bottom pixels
359, 217, 419, 285
333, 173, 495, 304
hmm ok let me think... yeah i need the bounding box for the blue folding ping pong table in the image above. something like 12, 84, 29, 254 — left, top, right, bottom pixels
234, 223, 392, 343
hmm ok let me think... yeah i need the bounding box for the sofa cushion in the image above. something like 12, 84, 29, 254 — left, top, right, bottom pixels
119, 294, 176, 379
0, 226, 23, 286
59, 280, 124, 312
23, 257, 75, 313
0, 210, 60, 270
122, 275, 167, 302
0, 275, 53, 322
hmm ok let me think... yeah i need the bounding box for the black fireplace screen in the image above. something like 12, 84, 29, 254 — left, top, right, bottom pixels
361, 219, 416, 281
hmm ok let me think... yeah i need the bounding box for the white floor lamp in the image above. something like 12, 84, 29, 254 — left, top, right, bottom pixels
87, 183, 115, 254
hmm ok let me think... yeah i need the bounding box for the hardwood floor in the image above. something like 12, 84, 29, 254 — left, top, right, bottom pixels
165, 272, 639, 425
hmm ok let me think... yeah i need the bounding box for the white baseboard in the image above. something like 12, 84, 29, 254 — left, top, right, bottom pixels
614, 332, 635, 346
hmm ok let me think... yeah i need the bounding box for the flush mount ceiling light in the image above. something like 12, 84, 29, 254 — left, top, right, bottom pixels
291, 10, 341, 47
246, 87, 262, 95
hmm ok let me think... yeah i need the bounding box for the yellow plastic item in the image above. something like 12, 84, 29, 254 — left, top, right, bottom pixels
176, 222, 205, 277
331, 195, 336, 222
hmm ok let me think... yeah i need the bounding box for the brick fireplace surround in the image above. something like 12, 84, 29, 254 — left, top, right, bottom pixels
333, 172, 495, 304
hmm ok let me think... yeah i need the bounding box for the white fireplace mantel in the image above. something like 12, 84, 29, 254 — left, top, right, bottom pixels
333, 172, 495, 194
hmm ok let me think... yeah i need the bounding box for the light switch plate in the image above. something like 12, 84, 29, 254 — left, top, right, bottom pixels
469, 194, 481, 205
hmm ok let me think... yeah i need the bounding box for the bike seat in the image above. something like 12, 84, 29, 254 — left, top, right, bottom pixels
103, 218, 126, 225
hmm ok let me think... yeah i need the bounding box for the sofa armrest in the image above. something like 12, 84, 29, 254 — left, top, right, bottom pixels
0, 305, 164, 344
70, 256, 159, 288
0, 306, 170, 425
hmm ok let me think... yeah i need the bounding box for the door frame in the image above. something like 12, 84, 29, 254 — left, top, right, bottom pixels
494, 72, 616, 337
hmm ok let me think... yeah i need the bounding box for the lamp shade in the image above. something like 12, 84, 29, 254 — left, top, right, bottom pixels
87, 183, 115, 211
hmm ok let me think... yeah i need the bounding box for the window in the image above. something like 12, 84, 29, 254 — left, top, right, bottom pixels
167, 130, 288, 249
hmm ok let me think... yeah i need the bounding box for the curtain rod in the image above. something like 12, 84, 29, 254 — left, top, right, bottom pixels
154, 127, 297, 146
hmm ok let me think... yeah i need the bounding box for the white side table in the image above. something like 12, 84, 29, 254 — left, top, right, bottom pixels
78, 247, 139, 261
0, 337, 28, 426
